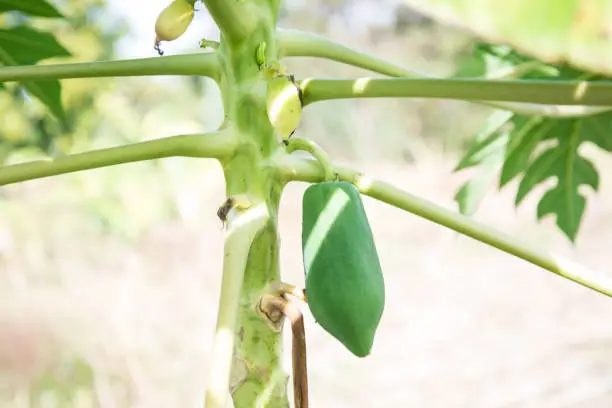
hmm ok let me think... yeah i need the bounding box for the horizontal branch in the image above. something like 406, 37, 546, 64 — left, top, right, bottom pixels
278, 29, 612, 117
0, 53, 221, 83
0, 132, 237, 186
276, 155, 612, 299
300, 77, 612, 106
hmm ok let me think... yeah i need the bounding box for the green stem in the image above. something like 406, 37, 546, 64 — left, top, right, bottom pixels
0, 132, 236, 185
206, 203, 271, 408
284, 137, 335, 181
0, 53, 222, 83
301, 77, 612, 106
277, 29, 612, 117
276, 28, 425, 77
276, 156, 612, 299
202, 0, 260, 44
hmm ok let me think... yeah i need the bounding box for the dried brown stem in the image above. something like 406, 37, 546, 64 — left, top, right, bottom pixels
257, 294, 309, 408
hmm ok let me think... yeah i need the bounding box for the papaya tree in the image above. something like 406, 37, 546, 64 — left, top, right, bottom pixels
2, 0, 612, 407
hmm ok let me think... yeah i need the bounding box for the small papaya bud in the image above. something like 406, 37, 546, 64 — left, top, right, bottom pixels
154, 0, 195, 46
266, 74, 303, 142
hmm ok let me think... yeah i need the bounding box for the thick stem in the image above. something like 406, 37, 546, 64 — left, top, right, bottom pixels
205, 2, 289, 405
0, 53, 222, 83
230, 219, 288, 408
0, 132, 236, 185
300, 77, 612, 107
202, 0, 261, 44
277, 29, 612, 118
276, 156, 612, 299
206, 203, 271, 408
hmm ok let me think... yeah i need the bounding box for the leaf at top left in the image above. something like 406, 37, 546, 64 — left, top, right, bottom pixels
0, 26, 71, 121
0, 0, 64, 18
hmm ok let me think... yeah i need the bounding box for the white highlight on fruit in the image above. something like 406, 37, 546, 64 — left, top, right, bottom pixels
303, 188, 350, 271
268, 85, 299, 123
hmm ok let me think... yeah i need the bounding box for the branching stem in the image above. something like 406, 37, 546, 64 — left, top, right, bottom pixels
277, 29, 612, 117
0, 132, 237, 186
0, 53, 222, 83
300, 77, 612, 107
276, 156, 612, 299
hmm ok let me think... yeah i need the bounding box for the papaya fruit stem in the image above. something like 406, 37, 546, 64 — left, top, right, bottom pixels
284, 137, 336, 181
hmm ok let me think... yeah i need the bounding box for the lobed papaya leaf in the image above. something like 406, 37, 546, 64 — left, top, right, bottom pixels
453, 43, 612, 241
514, 115, 610, 241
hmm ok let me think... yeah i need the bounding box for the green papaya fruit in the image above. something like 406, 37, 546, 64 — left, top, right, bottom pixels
301, 181, 385, 357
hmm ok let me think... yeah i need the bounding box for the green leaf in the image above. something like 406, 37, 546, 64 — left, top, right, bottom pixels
453, 110, 512, 215
498, 116, 550, 187
454, 43, 612, 241
0, 0, 63, 18
402, 0, 612, 76
0, 26, 71, 120
517, 135, 599, 241
454, 154, 504, 215
0, 26, 70, 64
455, 110, 513, 171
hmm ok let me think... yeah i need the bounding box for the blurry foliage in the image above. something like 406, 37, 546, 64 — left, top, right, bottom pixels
0, 0, 119, 159
0, 0, 223, 241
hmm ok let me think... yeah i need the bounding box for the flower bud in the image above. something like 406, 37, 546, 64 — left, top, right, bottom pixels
154, 0, 195, 45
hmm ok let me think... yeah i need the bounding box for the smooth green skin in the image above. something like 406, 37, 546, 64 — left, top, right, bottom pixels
2, 2, 612, 406
302, 182, 385, 357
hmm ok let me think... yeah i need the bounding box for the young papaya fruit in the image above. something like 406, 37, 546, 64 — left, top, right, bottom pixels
154, 0, 195, 44
266, 74, 302, 142
301, 181, 385, 357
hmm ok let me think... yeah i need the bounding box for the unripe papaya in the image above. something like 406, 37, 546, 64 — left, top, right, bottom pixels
154, 0, 195, 44
266, 74, 302, 142
301, 181, 385, 357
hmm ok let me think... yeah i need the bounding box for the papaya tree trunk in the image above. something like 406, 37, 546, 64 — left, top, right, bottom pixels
206, 0, 290, 406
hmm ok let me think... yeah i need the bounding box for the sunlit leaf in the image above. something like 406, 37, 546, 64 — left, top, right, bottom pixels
403, 0, 612, 76
454, 154, 503, 215
0, 0, 63, 18
0, 26, 71, 120
453, 44, 612, 241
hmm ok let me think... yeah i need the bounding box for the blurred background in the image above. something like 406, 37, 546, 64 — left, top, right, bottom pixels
2, 0, 612, 407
